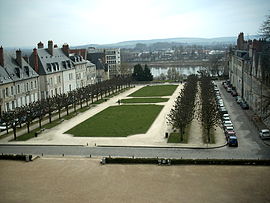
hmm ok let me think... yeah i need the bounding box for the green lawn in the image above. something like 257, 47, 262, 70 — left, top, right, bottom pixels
167, 133, 188, 143
129, 85, 178, 97
167, 125, 190, 143
66, 105, 164, 137
121, 98, 169, 103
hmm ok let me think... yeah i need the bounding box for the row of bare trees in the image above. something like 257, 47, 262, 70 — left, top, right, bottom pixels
167, 75, 198, 141
0, 76, 132, 140
198, 76, 220, 143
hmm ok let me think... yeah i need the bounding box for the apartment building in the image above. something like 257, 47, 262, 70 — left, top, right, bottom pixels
229, 33, 270, 127
0, 47, 39, 113
29, 41, 77, 99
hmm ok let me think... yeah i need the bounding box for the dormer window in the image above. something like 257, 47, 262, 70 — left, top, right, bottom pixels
15, 68, 20, 78
67, 61, 71, 68
24, 66, 29, 76
52, 63, 56, 71
62, 61, 67, 69
47, 63, 52, 72
56, 62, 59, 70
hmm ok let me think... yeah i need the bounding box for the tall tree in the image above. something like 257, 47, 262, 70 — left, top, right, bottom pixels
260, 14, 270, 41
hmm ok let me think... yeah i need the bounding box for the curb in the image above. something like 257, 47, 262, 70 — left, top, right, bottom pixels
97, 143, 227, 149
0, 144, 85, 147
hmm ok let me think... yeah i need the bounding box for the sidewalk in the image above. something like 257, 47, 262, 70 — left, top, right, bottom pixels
1, 84, 226, 148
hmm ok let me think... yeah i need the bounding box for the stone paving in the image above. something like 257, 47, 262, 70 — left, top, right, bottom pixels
1, 158, 270, 203
1, 83, 226, 148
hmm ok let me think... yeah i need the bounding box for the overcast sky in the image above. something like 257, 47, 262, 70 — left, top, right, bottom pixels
0, 0, 269, 48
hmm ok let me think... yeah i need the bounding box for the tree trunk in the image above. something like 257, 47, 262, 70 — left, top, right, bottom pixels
13, 126, 16, 140
39, 118, 42, 128
27, 123, 30, 133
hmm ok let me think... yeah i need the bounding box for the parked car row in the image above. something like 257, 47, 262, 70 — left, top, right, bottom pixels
223, 80, 249, 110
215, 83, 238, 147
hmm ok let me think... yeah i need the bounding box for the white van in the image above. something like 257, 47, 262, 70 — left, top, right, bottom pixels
259, 129, 270, 140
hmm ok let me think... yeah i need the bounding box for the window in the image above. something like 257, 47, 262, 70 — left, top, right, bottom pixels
5, 87, 8, 97
69, 84, 72, 91
17, 85, 20, 94
2, 89, 5, 99
26, 83, 29, 91
12, 101, 15, 109
58, 76, 61, 83
31, 81, 33, 89
6, 103, 10, 111
34, 81, 37, 88
11, 86, 14, 95
50, 89, 53, 96
47, 63, 52, 72
69, 73, 73, 80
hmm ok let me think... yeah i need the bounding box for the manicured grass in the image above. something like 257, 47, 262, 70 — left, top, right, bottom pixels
167, 132, 188, 143
129, 85, 178, 97
121, 98, 169, 103
167, 125, 190, 143
66, 105, 164, 137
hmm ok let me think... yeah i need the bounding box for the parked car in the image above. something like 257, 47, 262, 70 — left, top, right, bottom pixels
240, 102, 249, 110
222, 116, 230, 121
228, 136, 238, 147
259, 129, 270, 140
231, 90, 238, 97
226, 87, 232, 93
219, 103, 224, 107
225, 131, 236, 140
224, 126, 234, 133
236, 97, 243, 104
223, 120, 233, 128
219, 107, 228, 114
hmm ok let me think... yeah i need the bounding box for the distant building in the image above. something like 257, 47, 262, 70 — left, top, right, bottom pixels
0, 47, 39, 112
88, 47, 121, 78
69, 48, 87, 60
229, 33, 270, 127
87, 50, 108, 82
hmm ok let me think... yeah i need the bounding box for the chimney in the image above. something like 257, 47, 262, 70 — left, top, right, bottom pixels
62, 43, 69, 56
0, 46, 4, 67
37, 41, 44, 49
23, 55, 29, 63
48, 40, 53, 55
16, 49, 22, 67
54, 44, 58, 48
33, 48, 39, 73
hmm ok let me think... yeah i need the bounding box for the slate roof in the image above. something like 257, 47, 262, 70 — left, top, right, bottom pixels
0, 51, 38, 85
30, 48, 75, 75
87, 53, 106, 70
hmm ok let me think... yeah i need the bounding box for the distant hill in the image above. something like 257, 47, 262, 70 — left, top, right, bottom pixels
72, 35, 260, 49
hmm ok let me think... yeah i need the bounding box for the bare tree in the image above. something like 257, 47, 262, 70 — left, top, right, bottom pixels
260, 14, 270, 41
167, 75, 198, 141
198, 76, 220, 143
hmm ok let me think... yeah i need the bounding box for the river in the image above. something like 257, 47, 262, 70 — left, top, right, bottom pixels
150, 66, 207, 78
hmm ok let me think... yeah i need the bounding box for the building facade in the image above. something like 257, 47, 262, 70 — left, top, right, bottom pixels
0, 47, 39, 113
29, 41, 76, 99
229, 33, 270, 127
